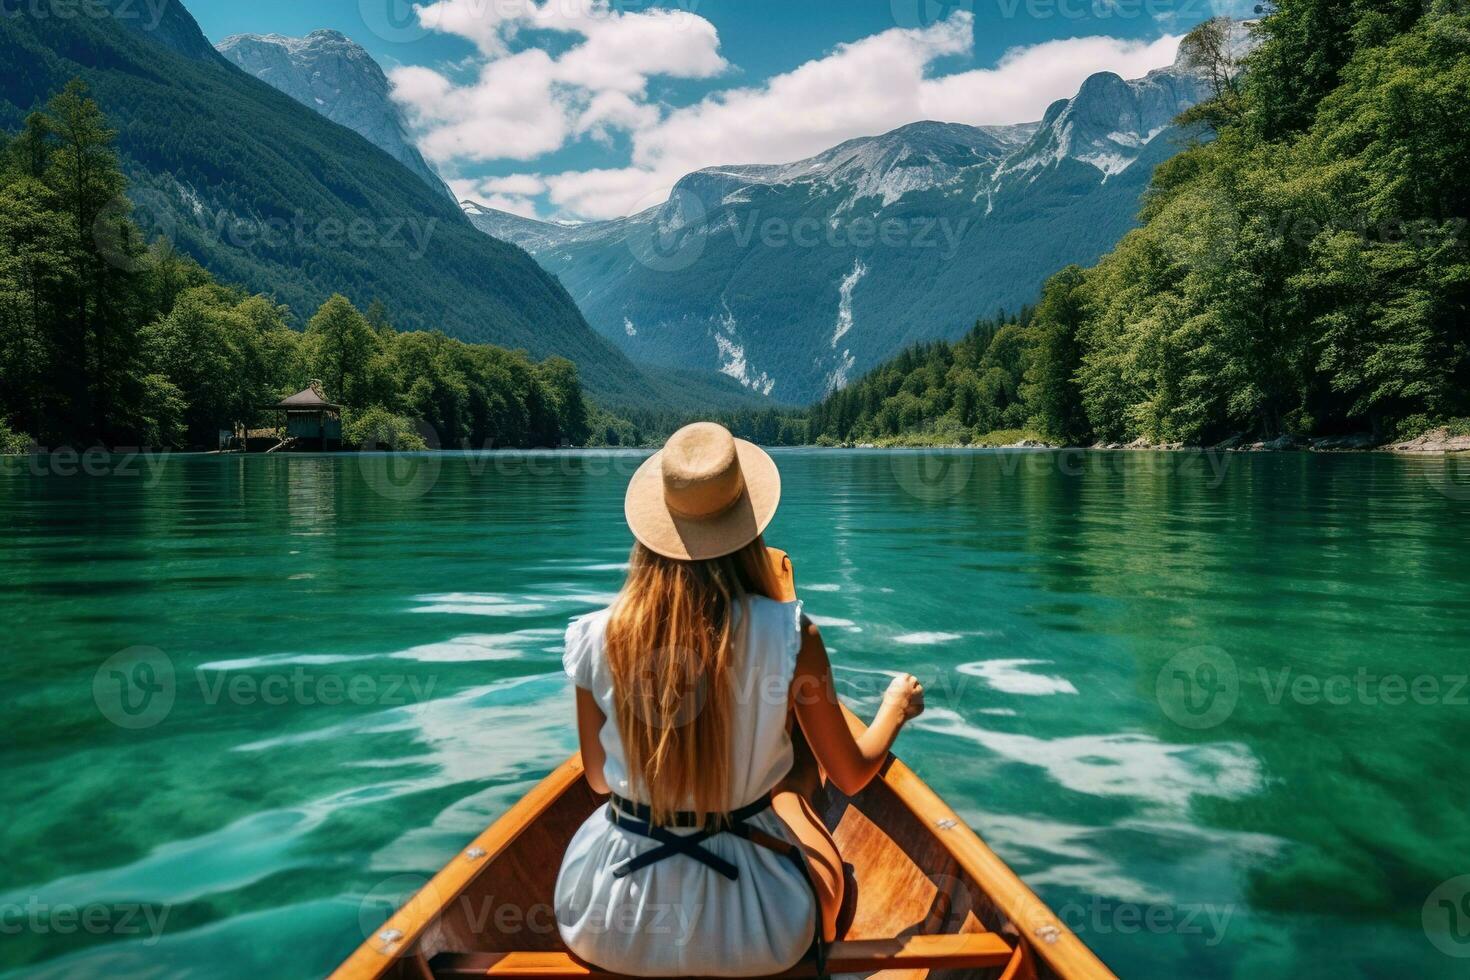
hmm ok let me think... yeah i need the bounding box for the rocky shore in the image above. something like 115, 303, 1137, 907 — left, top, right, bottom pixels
848, 427, 1470, 454
1089, 427, 1470, 454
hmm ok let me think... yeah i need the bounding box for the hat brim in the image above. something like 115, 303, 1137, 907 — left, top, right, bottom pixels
625, 440, 781, 561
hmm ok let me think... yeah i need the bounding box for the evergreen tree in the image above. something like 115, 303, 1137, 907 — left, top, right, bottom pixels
305, 294, 381, 409
1023, 266, 1092, 444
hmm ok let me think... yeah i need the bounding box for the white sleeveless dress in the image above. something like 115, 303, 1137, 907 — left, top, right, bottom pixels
554, 596, 817, 977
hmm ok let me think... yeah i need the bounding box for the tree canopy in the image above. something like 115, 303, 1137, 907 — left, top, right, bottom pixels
788, 3, 1469, 447
0, 82, 602, 451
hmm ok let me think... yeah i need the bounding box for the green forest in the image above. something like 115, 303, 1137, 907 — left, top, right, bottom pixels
0, 82, 595, 452
795, 1, 1469, 448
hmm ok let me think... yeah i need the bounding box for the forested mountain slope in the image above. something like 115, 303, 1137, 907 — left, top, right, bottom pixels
0, 0, 661, 406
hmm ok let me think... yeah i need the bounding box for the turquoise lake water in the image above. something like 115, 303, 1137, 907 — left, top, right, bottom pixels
3, 449, 1469, 978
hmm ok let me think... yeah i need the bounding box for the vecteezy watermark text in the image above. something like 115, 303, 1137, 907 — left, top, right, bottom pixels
0, 898, 171, 945
1158, 647, 1469, 729
890, 0, 1216, 27
94, 647, 438, 729
97, 190, 441, 271
1049, 897, 1236, 947
1260, 667, 1468, 709
194, 667, 438, 709
1, 0, 172, 31
196, 211, 440, 260
724, 214, 971, 257
359, 875, 705, 959
624, 186, 975, 272
0, 447, 170, 484
357, 0, 707, 44
889, 447, 1237, 503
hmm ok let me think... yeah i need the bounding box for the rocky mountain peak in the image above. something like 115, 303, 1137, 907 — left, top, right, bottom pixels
997, 60, 1209, 182
217, 30, 453, 200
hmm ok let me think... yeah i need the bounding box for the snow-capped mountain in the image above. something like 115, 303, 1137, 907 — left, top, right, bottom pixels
217, 30, 452, 200
996, 59, 1212, 183
467, 46, 1215, 403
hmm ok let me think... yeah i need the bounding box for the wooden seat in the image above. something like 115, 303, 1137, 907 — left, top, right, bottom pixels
429, 933, 1014, 978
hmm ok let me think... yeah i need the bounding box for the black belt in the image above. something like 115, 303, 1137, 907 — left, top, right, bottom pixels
606, 792, 786, 881
604, 791, 828, 977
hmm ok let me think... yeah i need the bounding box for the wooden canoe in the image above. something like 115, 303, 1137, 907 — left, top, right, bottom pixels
330, 551, 1117, 980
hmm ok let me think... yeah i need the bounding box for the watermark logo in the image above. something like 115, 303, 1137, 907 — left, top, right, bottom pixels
1156, 646, 1238, 730
94, 190, 175, 273
626, 648, 710, 730
359, 874, 445, 957
626, 186, 708, 273
358, 0, 436, 43
890, 450, 975, 502
890, 0, 972, 29
1420, 454, 1470, 503
923, 872, 980, 933
357, 419, 443, 501
93, 646, 175, 730
1423, 876, 1470, 958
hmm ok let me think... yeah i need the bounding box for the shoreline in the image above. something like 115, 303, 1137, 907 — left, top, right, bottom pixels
6, 441, 1470, 459
4, 428, 1469, 459
835, 426, 1470, 456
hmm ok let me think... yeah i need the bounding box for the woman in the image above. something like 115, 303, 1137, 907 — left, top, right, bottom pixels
554, 422, 926, 977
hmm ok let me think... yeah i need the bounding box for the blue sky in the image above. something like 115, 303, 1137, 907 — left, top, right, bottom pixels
187, 0, 1232, 219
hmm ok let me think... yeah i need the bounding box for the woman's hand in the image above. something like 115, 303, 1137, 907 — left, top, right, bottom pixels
883, 673, 926, 722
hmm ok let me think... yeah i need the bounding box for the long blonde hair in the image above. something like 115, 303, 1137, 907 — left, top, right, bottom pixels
604, 535, 783, 824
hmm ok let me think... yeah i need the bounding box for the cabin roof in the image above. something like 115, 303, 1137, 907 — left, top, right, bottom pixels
272, 382, 341, 411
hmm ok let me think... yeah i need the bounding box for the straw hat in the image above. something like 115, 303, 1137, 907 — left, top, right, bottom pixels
625, 422, 781, 561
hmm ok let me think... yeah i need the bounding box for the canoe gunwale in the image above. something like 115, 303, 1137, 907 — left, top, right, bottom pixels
330, 755, 587, 980
858, 735, 1116, 979
329, 739, 1115, 980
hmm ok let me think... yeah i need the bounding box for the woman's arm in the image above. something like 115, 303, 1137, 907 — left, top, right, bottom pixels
791, 617, 924, 796
575, 687, 610, 795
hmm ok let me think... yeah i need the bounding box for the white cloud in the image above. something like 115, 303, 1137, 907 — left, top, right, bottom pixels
551, 7, 724, 92
451, 174, 550, 218
918, 32, 1182, 123
415, 5, 1184, 220
481, 174, 547, 196
446, 177, 481, 202
631, 14, 973, 181
541, 166, 667, 219
393, 0, 726, 164
576, 90, 661, 141
539, 15, 1183, 219
478, 194, 544, 219
390, 64, 453, 111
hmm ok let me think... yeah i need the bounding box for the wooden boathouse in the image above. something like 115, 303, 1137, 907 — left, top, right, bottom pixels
232, 382, 343, 452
